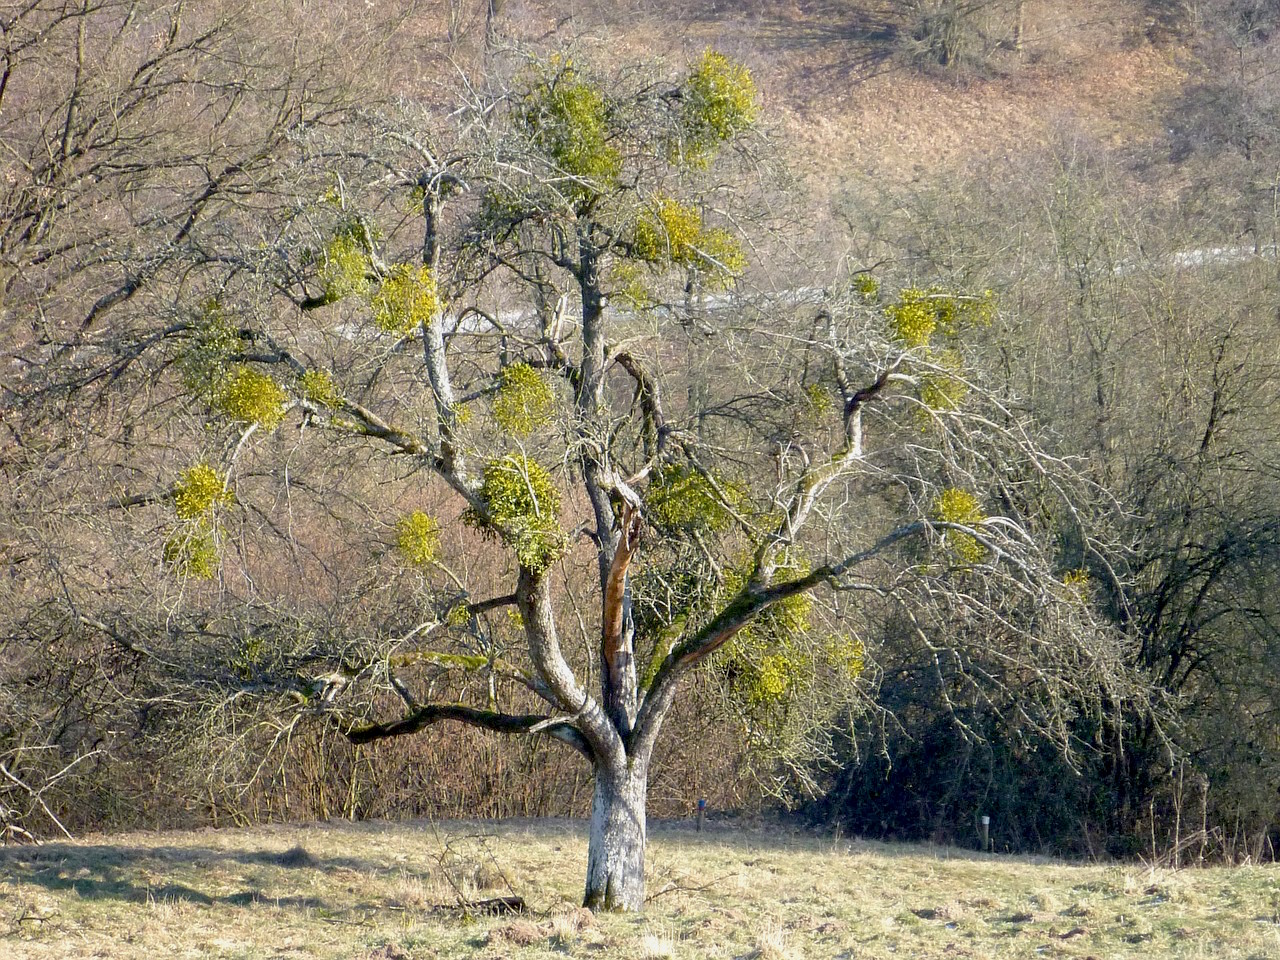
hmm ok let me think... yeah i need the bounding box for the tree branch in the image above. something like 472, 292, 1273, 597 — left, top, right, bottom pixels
329, 397, 484, 512
0, 761, 74, 841
518, 566, 622, 764
614, 350, 667, 464
341, 703, 592, 759
631, 522, 928, 764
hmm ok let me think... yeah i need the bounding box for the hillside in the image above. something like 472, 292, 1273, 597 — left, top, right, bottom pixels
464, 0, 1191, 183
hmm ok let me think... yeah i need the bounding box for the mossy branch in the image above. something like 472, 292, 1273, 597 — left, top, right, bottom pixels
630, 522, 929, 764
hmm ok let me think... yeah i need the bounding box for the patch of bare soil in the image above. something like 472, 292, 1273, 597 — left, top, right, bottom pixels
784, 43, 1186, 183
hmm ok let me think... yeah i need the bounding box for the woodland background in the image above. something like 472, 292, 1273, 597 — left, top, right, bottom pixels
3, 0, 1280, 864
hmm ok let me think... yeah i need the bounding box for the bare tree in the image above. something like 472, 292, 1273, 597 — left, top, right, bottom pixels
3, 33, 1137, 903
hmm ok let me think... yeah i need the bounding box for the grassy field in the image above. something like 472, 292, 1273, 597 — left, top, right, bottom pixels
2, 818, 1279, 959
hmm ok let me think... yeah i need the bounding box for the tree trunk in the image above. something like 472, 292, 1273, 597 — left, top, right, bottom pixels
583, 760, 647, 911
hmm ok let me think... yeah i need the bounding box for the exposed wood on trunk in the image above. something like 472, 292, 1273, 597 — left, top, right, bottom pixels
601, 503, 643, 736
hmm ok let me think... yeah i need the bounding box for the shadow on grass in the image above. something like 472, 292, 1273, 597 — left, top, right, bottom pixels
677, 0, 904, 89
0, 840, 406, 912
753, 9, 900, 83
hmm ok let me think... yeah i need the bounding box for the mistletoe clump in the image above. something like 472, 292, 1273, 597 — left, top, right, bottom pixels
178, 298, 240, 401
853, 273, 881, 302
609, 260, 657, 310
885, 288, 941, 347
646, 462, 743, 535
299, 369, 341, 409
717, 550, 815, 708
164, 462, 232, 580
1061, 567, 1091, 602
751, 653, 799, 705
883, 286, 993, 424
932, 487, 988, 565
521, 63, 621, 189
163, 525, 219, 580
213, 365, 288, 430
885, 286, 996, 348
919, 348, 969, 414
695, 227, 747, 281
465, 455, 567, 573
735, 553, 814, 642
320, 223, 373, 303
173, 463, 233, 521
371, 263, 441, 336
396, 510, 441, 566
633, 195, 746, 284
823, 635, 867, 682
178, 301, 290, 432
720, 635, 810, 712
680, 49, 758, 166
801, 382, 835, 426
445, 602, 471, 628
491, 362, 555, 437
634, 197, 702, 263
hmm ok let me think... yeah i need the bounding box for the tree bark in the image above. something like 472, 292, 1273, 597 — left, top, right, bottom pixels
583, 758, 648, 911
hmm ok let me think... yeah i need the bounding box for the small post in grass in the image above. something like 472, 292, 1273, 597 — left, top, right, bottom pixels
697, 797, 707, 833
980, 815, 990, 852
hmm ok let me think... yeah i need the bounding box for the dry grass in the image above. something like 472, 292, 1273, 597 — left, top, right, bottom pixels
2, 817, 1279, 959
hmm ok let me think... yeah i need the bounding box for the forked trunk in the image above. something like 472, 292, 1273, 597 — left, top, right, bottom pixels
583, 760, 647, 911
